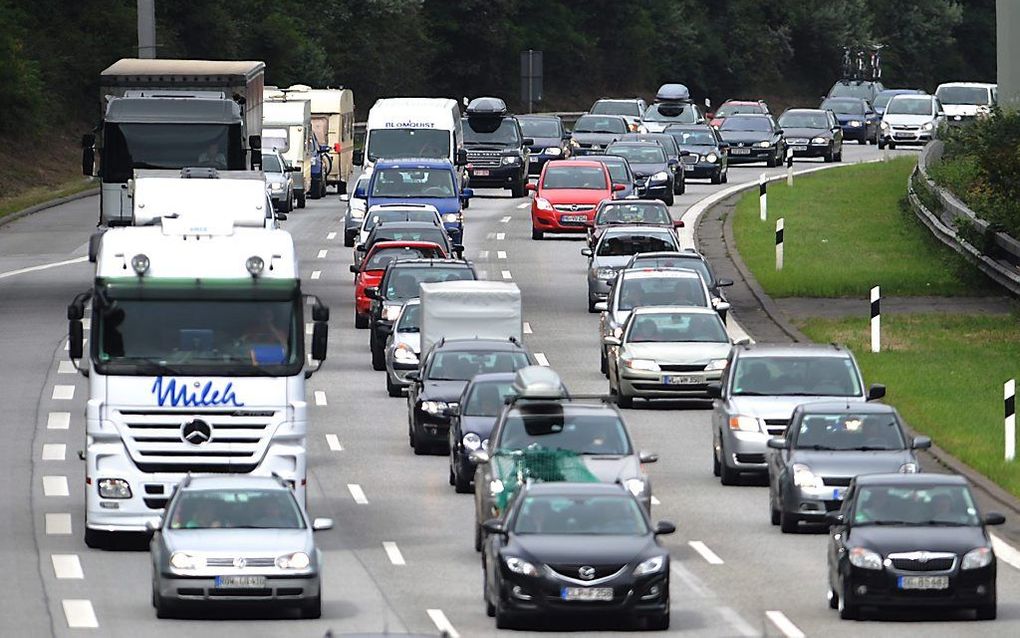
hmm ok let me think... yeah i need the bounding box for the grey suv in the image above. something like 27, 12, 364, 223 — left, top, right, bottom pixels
708, 343, 885, 485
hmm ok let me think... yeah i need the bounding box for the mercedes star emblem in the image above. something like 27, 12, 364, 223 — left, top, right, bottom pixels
181, 419, 213, 446
578, 565, 596, 580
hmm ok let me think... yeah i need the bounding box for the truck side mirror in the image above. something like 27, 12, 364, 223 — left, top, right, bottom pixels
81, 134, 96, 177
311, 322, 328, 361
353, 149, 364, 165
249, 134, 262, 150
68, 320, 84, 360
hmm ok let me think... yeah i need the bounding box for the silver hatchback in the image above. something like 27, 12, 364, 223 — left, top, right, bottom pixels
150, 475, 333, 619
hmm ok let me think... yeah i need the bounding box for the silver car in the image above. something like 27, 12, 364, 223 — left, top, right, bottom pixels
262, 151, 295, 213
150, 475, 333, 619
384, 298, 421, 397
605, 306, 736, 407
582, 226, 681, 312
709, 343, 886, 486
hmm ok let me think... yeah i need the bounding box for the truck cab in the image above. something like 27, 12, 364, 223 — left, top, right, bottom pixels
361, 98, 468, 182
462, 97, 532, 197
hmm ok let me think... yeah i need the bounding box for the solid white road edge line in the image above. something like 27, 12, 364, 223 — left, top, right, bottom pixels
765, 610, 806, 638
311, 270, 321, 280
534, 353, 549, 367
688, 540, 724, 565
61, 599, 98, 629
991, 533, 1020, 571
42, 443, 66, 461
51, 554, 84, 579
382, 541, 406, 566
348, 483, 369, 504
47, 412, 70, 430
314, 390, 327, 406
46, 513, 73, 535
0, 256, 88, 281
52, 385, 75, 400
669, 563, 709, 598
43, 476, 69, 497
326, 434, 343, 452
426, 609, 460, 638
717, 606, 759, 637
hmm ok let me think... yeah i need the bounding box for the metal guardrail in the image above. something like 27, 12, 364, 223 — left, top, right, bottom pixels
907, 141, 1020, 296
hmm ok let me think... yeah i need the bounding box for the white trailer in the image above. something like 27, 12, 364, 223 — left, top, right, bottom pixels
279, 85, 356, 193
419, 280, 523, 354
263, 100, 313, 207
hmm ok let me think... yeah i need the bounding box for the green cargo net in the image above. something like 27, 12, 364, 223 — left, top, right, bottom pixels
491, 447, 600, 511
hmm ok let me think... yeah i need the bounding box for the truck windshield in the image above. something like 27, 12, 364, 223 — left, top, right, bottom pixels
464, 119, 521, 145
102, 123, 244, 182
94, 297, 302, 376
367, 129, 450, 162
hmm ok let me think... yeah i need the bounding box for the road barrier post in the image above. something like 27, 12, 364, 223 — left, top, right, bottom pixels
1007, 379, 1016, 462
870, 286, 881, 353
775, 218, 784, 271
759, 174, 767, 221
786, 148, 794, 187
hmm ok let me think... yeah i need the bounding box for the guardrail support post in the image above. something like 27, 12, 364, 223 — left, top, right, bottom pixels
870, 286, 880, 353
759, 174, 767, 221
1006, 379, 1016, 462
775, 218, 784, 271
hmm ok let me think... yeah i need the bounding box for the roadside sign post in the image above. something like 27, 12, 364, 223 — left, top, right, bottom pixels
759, 174, 767, 221
775, 218, 784, 271
870, 286, 881, 353
1006, 379, 1016, 462
520, 50, 544, 114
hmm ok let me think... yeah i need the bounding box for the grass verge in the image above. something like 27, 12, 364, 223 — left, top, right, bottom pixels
0, 178, 97, 221
800, 314, 1020, 499
732, 157, 992, 297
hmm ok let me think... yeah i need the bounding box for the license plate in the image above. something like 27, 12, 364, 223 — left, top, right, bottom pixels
792, 145, 808, 151
561, 587, 614, 601
215, 575, 266, 589
898, 575, 948, 590
663, 375, 699, 385
561, 214, 588, 223
731, 148, 751, 155
473, 169, 490, 176
683, 165, 696, 171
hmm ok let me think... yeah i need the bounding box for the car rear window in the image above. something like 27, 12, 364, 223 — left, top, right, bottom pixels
428, 351, 531, 381
366, 245, 444, 270
542, 166, 608, 190
597, 233, 677, 257
618, 276, 707, 310
731, 356, 862, 397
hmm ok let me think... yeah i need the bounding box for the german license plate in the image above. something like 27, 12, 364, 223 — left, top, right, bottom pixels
898, 575, 948, 590
215, 575, 266, 588
561, 214, 588, 223
663, 375, 699, 385
731, 148, 751, 155
561, 587, 613, 601
473, 169, 490, 176
683, 165, 696, 171
792, 145, 808, 152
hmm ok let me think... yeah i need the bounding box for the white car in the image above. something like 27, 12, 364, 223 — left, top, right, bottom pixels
878, 94, 946, 149
934, 82, 997, 123
341, 173, 370, 247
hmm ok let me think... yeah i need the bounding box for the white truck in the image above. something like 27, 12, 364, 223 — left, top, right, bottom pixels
360, 98, 468, 178
263, 99, 313, 208
130, 168, 282, 229
67, 213, 329, 547
419, 280, 523, 354
270, 85, 356, 194
84, 59, 266, 226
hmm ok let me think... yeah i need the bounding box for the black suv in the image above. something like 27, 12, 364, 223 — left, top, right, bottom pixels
463, 97, 532, 197
406, 337, 535, 455
367, 259, 477, 370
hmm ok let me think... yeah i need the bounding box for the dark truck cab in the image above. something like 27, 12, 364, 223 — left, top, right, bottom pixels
462, 97, 532, 197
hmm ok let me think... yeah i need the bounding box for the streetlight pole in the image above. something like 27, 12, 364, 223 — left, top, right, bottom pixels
137, 0, 156, 58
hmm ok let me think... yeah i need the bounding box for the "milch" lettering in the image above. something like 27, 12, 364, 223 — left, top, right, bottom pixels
151, 377, 245, 408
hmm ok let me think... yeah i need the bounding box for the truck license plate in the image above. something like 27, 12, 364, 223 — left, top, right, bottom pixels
561, 587, 613, 601
663, 375, 699, 385
898, 575, 948, 590
215, 575, 266, 589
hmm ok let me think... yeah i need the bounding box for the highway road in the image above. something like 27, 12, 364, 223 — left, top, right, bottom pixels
4, 143, 1019, 637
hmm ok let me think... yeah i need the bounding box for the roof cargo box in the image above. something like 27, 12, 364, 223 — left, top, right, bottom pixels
466, 96, 509, 117
655, 83, 691, 102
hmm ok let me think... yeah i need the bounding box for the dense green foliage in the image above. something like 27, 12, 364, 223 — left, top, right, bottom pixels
929, 110, 1020, 239
0, 0, 996, 136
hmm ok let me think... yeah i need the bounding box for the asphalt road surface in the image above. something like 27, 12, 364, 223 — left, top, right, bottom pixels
3, 143, 1019, 637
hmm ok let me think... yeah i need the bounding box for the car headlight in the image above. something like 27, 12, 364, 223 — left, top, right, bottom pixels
505, 556, 538, 576
624, 478, 646, 497
596, 267, 618, 280
961, 547, 993, 570
463, 432, 482, 450
502, 156, 521, 165
489, 479, 504, 495
705, 153, 718, 163
898, 462, 919, 473
757, 141, 772, 148
269, 182, 284, 191
276, 551, 310, 570
705, 359, 727, 371
420, 400, 449, 415
650, 171, 670, 182
849, 547, 883, 570
811, 137, 827, 145
349, 205, 365, 219
849, 120, 862, 127
393, 344, 419, 363
921, 121, 934, 131
792, 463, 824, 489
98, 478, 132, 499
880, 121, 890, 130
442, 212, 463, 223
633, 555, 666, 576
622, 358, 660, 372
169, 552, 205, 570
382, 305, 402, 321
535, 197, 554, 212
544, 147, 562, 156
728, 415, 763, 432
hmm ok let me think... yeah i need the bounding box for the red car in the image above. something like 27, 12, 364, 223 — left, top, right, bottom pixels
708, 99, 770, 129
527, 160, 624, 240
351, 241, 446, 328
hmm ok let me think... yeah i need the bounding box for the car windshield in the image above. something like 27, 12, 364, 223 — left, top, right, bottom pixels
596, 202, 670, 226
597, 233, 677, 256
498, 408, 632, 454
262, 154, 284, 173
608, 145, 665, 163
542, 166, 607, 190
617, 276, 707, 310
370, 168, 456, 198
643, 103, 699, 123
366, 245, 443, 270
396, 303, 420, 332
427, 351, 531, 381
371, 228, 448, 251
778, 113, 829, 129
464, 118, 521, 144
821, 99, 865, 115
519, 118, 561, 138
592, 158, 630, 183
874, 92, 917, 108
513, 495, 649, 535
829, 83, 875, 100
168, 489, 303, 529
720, 116, 772, 132
629, 257, 713, 286
716, 103, 764, 117
464, 380, 517, 417
793, 413, 906, 450
936, 86, 992, 105
627, 312, 727, 343
853, 485, 980, 526
383, 266, 473, 300
731, 356, 862, 397
364, 209, 438, 232
886, 98, 934, 116
367, 128, 450, 162
591, 101, 642, 117
668, 129, 716, 145
573, 115, 627, 134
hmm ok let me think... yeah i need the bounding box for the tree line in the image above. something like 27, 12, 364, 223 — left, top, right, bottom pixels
0, 0, 996, 137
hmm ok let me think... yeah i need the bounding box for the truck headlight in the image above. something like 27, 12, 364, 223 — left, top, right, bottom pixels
420, 400, 449, 415
393, 344, 418, 363
622, 358, 660, 372
728, 415, 763, 432
98, 478, 132, 499
463, 433, 482, 450
961, 547, 992, 570
382, 305, 402, 321
633, 555, 665, 576
792, 463, 824, 489
650, 171, 670, 182
502, 156, 520, 165
544, 147, 562, 156
848, 547, 883, 570
276, 552, 311, 570
705, 359, 728, 371
170, 552, 204, 570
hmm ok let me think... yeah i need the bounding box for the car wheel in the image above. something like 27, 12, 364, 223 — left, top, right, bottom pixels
310, 177, 321, 199
975, 603, 997, 620
484, 565, 496, 617
343, 232, 354, 248
531, 228, 543, 240
779, 506, 798, 533
827, 585, 839, 610
386, 374, 403, 397
600, 347, 608, 376
663, 190, 674, 206
494, 592, 517, 630
710, 169, 723, 185
712, 444, 721, 477
153, 580, 177, 619
769, 488, 781, 526
412, 422, 429, 455
408, 418, 415, 448
355, 312, 369, 330
616, 384, 633, 409
454, 461, 473, 494
838, 581, 859, 620
644, 610, 670, 630
888, 141, 897, 150
877, 139, 886, 150
835, 149, 843, 162
766, 153, 778, 168
823, 148, 834, 163
371, 341, 386, 371
474, 521, 484, 552
511, 180, 526, 198
721, 169, 729, 183
719, 441, 740, 486
448, 462, 456, 486
300, 593, 322, 619
84, 527, 107, 549
588, 297, 598, 313
858, 137, 867, 145
297, 190, 306, 208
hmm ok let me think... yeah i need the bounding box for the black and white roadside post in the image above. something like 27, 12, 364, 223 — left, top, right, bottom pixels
759, 173, 768, 221
786, 147, 794, 186
870, 285, 881, 353
1006, 379, 1016, 462
775, 218, 784, 271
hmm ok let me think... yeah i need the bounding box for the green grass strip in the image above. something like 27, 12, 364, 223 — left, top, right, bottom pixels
0, 178, 97, 220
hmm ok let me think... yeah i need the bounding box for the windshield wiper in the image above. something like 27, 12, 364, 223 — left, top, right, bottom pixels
795, 444, 838, 451
124, 360, 186, 376
850, 445, 896, 451
913, 519, 970, 527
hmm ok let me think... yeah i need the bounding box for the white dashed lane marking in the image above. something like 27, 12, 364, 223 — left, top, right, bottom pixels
42, 444, 66, 461
46, 513, 73, 535
51, 554, 84, 579
650, 495, 660, 506
317, 249, 328, 259
497, 251, 507, 259
688, 540, 724, 565
314, 391, 327, 406
535, 353, 550, 366
43, 476, 69, 497
765, 610, 805, 638
426, 609, 459, 638
62, 600, 98, 629
305, 323, 314, 335
478, 250, 490, 259
500, 216, 512, 223
326, 434, 343, 452
57, 361, 75, 374
348, 484, 369, 504
516, 202, 530, 209
311, 270, 321, 280
496, 232, 506, 240
383, 541, 406, 566
47, 412, 70, 430
501, 270, 512, 280
52, 385, 75, 400
523, 322, 533, 334
326, 231, 337, 240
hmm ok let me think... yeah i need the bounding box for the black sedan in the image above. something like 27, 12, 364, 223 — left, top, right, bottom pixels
482, 482, 675, 630
777, 108, 844, 162
664, 124, 729, 184
569, 114, 629, 155
519, 115, 571, 175
604, 142, 677, 205
619, 133, 686, 195
716, 115, 787, 166
572, 154, 638, 199
826, 473, 1005, 620
767, 402, 931, 532
448, 372, 517, 493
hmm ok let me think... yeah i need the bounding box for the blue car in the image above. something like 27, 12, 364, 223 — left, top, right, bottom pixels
366, 158, 473, 243
820, 97, 879, 144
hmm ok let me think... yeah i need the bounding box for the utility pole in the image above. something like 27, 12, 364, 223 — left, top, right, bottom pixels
137, 0, 156, 58
998, 0, 1019, 109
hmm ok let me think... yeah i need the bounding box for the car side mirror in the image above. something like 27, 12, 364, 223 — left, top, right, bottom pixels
716, 278, 734, 287
470, 448, 490, 464
339, 193, 350, 202
673, 219, 685, 228
461, 187, 474, 198
522, 138, 534, 146
679, 150, 692, 157
867, 384, 886, 401
580, 248, 592, 257
405, 370, 420, 382
356, 244, 366, 253
775, 128, 784, 135
984, 512, 1006, 526
349, 264, 359, 274
766, 438, 788, 450
312, 517, 334, 531
733, 337, 751, 346
365, 286, 380, 300
714, 301, 731, 313
667, 159, 679, 169
602, 335, 621, 347
639, 451, 658, 464
911, 436, 932, 450
482, 519, 505, 535
286, 166, 301, 173
937, 111, 946, 117
311, 322, 328, 361
654, 521, 676, 535
612, 183, 626, 192
446, 404, 460, 417
825, 512, 845, 526
594, 301, 608, 312
144, 518, 161, 533
525, 182, 537, 192
705, 382, 722, 399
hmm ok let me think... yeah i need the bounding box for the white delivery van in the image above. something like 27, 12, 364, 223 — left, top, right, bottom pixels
419, 280, 523, 354
263, 99, 313, 207
131, 168, 283, 229
362, 98, 467, 177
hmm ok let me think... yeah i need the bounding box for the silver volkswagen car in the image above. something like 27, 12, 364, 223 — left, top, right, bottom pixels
709, 343, 886, 486
384, 298, 421, 397
150, 475, 333, 619
582, 226, 681, 312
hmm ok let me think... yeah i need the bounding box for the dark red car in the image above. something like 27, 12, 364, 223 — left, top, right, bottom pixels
526, 160, 624, 240
351, 241, 446, 328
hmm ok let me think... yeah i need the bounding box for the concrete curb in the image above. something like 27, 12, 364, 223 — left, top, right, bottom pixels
0, 185, 99, 230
